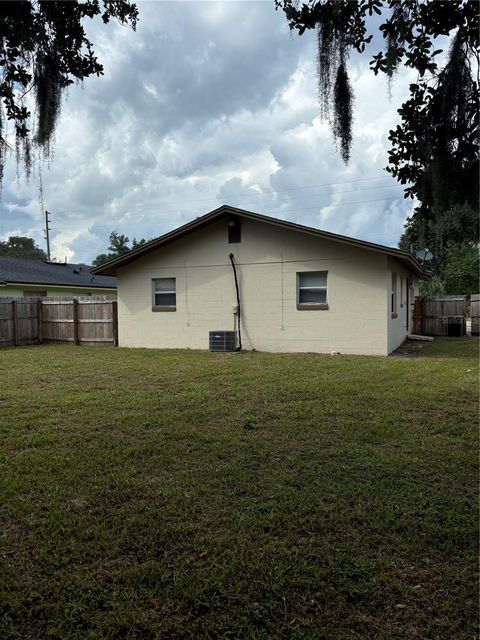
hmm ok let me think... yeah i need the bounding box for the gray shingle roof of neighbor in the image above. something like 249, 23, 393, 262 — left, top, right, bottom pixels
0, 257, 117, 289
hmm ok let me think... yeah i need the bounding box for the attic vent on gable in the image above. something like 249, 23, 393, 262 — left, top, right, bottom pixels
228, 217, 241, 244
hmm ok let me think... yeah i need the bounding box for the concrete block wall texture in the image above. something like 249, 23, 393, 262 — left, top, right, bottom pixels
117, 217, 414, 355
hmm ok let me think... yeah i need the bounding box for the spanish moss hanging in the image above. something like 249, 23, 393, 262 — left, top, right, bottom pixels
333, 61, 353, 164
34, 54, 63, 154
315, 5, 354, 163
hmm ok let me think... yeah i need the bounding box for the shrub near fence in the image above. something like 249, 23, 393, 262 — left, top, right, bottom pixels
0, 297, 117, 347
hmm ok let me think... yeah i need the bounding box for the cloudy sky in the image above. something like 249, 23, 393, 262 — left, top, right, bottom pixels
0, 0, 418, 264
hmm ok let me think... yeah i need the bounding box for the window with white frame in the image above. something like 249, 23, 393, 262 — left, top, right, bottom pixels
153, 277, 176, 310
400, 275, 404, 308
297, 271, 328, 308
391, 272, 397, 316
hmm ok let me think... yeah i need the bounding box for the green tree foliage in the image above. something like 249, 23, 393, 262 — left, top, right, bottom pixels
420, 243, 479, 297
131, 237, 148, 250
0, 235, 47, 260
419, 274, 446, 297
443, 244, 479, 297
401, 203, 479, 296
0, 1, 138, 183
276, 1, 479, 214
399, 203, 479, 272
107, 231, 131, 257
92, 231, 148, 266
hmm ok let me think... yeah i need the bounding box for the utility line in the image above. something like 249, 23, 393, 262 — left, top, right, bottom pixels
49, 184, 404, 220
104, 174, 399, 211
43, 175, 399, 217
46, 194, 408, 231
39, 195, 409, 248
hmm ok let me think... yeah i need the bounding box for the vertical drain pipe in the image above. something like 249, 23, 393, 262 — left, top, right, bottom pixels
229, 253, 242, 351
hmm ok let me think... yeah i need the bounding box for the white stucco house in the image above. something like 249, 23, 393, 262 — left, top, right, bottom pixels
92, 205, 426, 355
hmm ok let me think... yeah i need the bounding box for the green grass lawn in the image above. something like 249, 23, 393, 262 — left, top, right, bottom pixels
0, 340, 478, 639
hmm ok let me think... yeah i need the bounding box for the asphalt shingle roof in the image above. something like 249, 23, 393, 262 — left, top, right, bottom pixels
0, 257, 117, 289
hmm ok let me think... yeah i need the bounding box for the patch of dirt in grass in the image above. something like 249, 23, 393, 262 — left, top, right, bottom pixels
392, 336, 479, 359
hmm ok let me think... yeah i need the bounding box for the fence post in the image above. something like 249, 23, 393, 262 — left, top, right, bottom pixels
413, 296, 423, 335
37, 300, 43, 343
471, 294, 480, 336
73, 299, 80, 345
112, 300, 118, 347
11, 300, 18, 346
420, 296, 425, 335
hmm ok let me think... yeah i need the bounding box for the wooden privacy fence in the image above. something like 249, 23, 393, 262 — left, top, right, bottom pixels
0, 297, 118, 347
413, 295, 466, 336
471, 294, 480, 336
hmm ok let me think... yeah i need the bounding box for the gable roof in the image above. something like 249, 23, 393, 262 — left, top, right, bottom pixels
0, 257, 117, 289
91, 204, 426, 277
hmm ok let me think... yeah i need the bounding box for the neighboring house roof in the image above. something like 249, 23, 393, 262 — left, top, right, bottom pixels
91, 204, 426, 277
0, 257, 117, 289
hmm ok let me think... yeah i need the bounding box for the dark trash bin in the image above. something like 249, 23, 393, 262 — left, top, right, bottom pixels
447, 316, 464, 337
